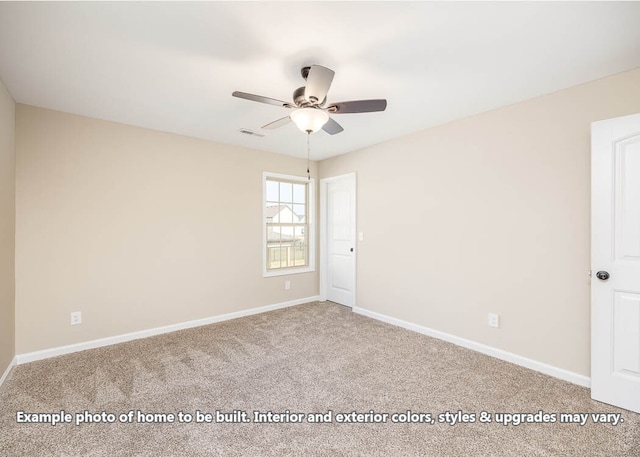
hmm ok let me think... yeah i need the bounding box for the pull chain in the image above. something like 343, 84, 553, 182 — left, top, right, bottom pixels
306, 130, 311, 181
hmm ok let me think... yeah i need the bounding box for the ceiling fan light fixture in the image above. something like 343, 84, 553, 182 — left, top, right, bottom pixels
290, 107, 329, 133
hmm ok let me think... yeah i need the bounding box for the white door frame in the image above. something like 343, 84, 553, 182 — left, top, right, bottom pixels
320, 172, 357, 306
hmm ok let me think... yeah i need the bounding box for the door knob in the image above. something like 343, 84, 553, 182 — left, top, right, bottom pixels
596, 271, 610, 280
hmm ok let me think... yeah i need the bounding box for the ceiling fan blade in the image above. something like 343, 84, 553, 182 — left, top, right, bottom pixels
322, 117, 344, 135
232, 91, 293, 108
304, 65, 335, 104
262, 116, 292, 130
328, 99, 387, 114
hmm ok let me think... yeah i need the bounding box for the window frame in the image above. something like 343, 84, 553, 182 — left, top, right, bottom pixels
262, 171, 315, 277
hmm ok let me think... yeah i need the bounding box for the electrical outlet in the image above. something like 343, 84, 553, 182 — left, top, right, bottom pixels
358, 232, 364, 241
488, 313, 500, 328
70, 311, 82, 325
285, 280, 291, 290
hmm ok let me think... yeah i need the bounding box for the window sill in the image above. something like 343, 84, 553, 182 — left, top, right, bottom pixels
263, 266, 315, 278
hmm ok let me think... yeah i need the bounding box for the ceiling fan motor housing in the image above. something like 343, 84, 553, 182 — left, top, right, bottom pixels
293, 86, 325, 107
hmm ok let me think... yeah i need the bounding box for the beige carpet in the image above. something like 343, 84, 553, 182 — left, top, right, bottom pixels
1, 301, 638, 456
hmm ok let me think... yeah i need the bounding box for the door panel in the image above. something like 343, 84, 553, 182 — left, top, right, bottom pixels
615, 137, 640, 260
324, 174, 356, 307
332, 191, 350, 241
330, 255, 352, 291
591, 113, 640, 413
613, 292, 640, 375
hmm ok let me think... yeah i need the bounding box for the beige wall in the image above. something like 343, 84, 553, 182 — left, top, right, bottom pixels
15, 105, 318, 354
0, 78, 15, 374
11, 68, 640, 375
320, 68, 640, 377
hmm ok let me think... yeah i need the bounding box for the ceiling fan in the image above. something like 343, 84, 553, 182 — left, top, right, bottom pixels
232, 65, 387, 135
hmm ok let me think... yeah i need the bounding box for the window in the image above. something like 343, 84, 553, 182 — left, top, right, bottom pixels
263, 172, 315, 276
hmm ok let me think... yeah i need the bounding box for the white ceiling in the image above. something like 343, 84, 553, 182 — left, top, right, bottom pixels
1, 2, 639, 160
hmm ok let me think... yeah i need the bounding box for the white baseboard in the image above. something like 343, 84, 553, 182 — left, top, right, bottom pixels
0, 356, 17, 389
17, 296, 320, 365
353, 306, 590, 388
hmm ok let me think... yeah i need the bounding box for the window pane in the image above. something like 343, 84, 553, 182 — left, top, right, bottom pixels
293, 204, 305, 223
267, 226, 280, 242
280, 246, 289, 267
294, 227, 307, 267
266, 204, 279, 222
279, 205, 293, 223
294, 243, 306, 266
266, 180, 279, 202
280, 224, 294, 241
280, 182, 293, 203
293, 183, 306, 204
267, 245, 280, 269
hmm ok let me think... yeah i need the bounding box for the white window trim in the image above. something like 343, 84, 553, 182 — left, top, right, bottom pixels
263, 171, 315, 277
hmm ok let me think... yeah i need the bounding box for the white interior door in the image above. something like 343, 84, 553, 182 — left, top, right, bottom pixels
321, 173, 356, 307
591, 113, 640, 413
